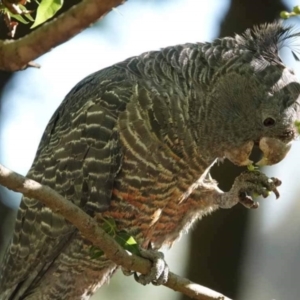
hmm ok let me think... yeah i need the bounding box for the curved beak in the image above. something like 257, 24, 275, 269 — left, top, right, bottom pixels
256, 137, 292, 166
224, 141, 254, 166
224, 137, 292, 167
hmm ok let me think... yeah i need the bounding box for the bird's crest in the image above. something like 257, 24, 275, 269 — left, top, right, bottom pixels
236, 22, 300, 64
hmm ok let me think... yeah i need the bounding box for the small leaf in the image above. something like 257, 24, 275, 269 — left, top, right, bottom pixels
295, 120, 300, 134
89, 246, 104, 259
9, 11, 29, 24
293, 5, 300, 14
126, 236, 137, 246
18, 5, 35, 21
24, 13, 34, 21
116, 232, 140, 255
101, 217, 117, 236
31, 0, 63, 28
247, 164, 258, 171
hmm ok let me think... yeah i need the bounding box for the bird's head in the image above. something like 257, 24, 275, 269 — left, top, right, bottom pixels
206, 22, 300, 166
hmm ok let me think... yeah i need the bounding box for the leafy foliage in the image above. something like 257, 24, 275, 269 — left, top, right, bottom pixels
89, 217, 140, 259
295, 120, 300, 135
246, 164, 258, 171
31, 0, 63, 28
280, 5, 300, 19
0, 0, 63, 36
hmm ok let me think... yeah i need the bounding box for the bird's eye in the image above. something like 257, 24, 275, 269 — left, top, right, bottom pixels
263, 117, 276, 127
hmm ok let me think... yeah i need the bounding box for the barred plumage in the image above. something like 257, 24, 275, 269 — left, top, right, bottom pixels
1, 22, 300, 299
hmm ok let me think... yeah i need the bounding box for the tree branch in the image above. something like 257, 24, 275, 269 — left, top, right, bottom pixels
0, 163, 232, 300
0, 0, 126, 72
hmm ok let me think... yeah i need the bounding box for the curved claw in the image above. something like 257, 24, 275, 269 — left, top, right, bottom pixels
238, 179, 279, 208
217, 171, 282, 209
239, 192, 260, 209
270, 177, 281, 199
121, 267, 134, 277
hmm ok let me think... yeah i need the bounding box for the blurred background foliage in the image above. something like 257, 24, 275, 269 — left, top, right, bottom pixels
0, 1, 300, 299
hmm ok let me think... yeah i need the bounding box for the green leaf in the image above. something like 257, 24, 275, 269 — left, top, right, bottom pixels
247, 164, 258, 171
295, 120, 300, 134
25, 13, 34, 22
89, 217, 141, 260
116, 232, 140, 255
101, 217, 117, 236
31, 0, 63, 28
9, 12, 29, 24
293, 5, 300, 14
125, 236, 137, 246
18, 5, 35, 22
280, 11, 291, 19
89, 246, 104, 259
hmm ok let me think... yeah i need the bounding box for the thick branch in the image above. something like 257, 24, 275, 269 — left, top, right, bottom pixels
0, 0, 126, 71
0, 163, 231, 300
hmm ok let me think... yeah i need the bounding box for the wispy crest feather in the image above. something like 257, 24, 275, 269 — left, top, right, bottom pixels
236, 22, 300, 63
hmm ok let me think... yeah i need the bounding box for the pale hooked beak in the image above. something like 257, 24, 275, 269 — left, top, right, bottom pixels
256, 137, 292, 166
224, 137, 292, 167
224, 141, 254, 166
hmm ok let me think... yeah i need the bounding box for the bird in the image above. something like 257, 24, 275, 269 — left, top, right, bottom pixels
0, 21, 300, 300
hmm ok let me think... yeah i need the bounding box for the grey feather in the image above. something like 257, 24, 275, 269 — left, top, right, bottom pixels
1, 22, 300, 299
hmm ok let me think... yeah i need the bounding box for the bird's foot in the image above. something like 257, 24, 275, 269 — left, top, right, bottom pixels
122, 247, 169, 286
216, 170, 281, 209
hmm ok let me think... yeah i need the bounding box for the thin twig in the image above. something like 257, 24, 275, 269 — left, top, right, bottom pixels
0, 0, 126, 71
0, 163, 232, 300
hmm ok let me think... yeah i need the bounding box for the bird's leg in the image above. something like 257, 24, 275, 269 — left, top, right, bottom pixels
215, 170, 281, 209
122, 244, 169, 286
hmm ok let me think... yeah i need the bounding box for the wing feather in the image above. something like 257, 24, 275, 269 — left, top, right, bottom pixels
0, 67, 133, 299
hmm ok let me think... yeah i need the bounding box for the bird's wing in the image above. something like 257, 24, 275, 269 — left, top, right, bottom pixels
0, 67, 133, 299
